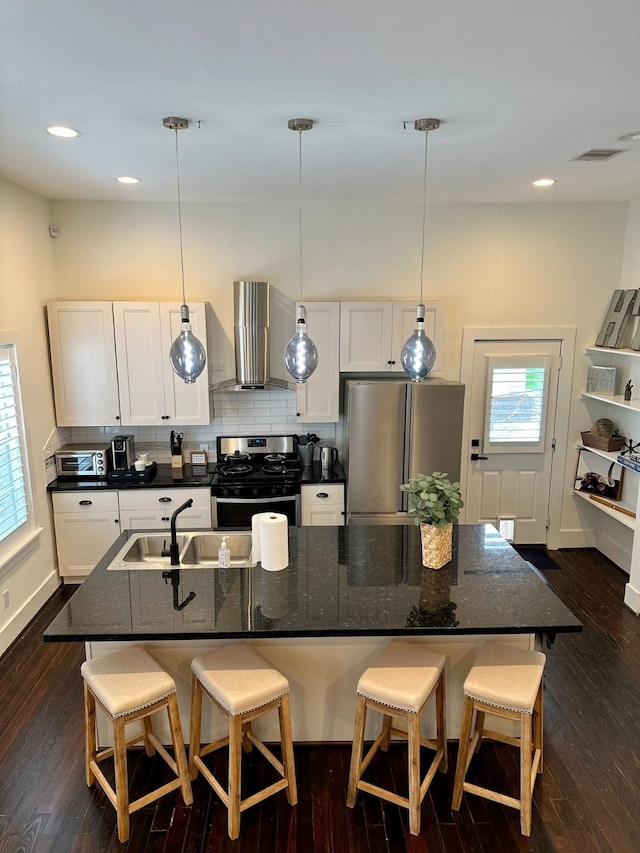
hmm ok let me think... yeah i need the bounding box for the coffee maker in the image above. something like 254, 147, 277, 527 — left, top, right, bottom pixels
111, 435, 135, 470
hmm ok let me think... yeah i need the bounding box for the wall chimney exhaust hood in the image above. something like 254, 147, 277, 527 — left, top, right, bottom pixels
211, 280, 296, 392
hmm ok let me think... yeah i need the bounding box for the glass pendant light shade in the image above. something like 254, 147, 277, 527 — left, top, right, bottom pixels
170, 303, 207, 383
284, 304, 318, 383
401, 303, 436, 382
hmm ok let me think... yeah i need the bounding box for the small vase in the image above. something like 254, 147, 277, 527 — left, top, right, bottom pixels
420, 522, 453, 569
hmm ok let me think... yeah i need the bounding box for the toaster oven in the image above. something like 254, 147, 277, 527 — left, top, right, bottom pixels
54, 443, 111, 479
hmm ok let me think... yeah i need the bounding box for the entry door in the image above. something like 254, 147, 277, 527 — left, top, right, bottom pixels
464, 339, 562, 544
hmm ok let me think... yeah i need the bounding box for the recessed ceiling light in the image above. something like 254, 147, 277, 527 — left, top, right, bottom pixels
619, 131, 640, 142
45, 125, 81, 138
533, 178, 557, 187
116, 176, 141, 184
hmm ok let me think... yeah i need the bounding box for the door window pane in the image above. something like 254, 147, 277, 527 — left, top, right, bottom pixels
483, 355, 550, 453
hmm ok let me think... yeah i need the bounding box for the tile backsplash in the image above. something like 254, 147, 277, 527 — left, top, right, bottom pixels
68, 389, 337, 463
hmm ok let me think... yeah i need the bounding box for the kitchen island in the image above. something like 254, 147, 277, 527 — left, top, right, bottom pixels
44, 524, 581, 741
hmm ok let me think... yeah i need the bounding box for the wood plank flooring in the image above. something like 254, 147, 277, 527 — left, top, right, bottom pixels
1, 548, 640, 852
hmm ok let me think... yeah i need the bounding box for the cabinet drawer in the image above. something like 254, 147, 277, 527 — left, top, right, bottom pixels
301, 484, 344, 508
118, 487, 211, 512
52, 490, 119, 513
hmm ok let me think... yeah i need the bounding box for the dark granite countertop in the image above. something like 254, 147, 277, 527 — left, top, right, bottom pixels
47, 461, 346, 492
44, 524, 581, 642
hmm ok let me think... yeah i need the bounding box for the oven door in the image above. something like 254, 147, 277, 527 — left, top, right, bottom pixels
212, 494, 300, 529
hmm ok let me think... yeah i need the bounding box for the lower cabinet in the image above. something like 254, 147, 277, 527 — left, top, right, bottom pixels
118, 488, 212, 531
52, 487, 212, 582
300, 484, 345, 526
52, 491, 121, 581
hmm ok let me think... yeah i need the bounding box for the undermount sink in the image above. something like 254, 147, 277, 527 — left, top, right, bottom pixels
107, 531, 254, 570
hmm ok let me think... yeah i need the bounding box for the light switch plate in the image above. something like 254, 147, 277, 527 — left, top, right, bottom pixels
190, 450, 208, 465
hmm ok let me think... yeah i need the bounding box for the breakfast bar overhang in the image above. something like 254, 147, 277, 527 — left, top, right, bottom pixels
44, 524, 582, 742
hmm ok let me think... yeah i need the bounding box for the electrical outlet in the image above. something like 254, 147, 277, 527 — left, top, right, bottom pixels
199, 443, 209, 451
45, 455, 56, 483
2, 590, 9, 609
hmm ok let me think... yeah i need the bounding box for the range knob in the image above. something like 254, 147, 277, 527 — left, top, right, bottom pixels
253, 487, 260, 496
234, 487, 242, 497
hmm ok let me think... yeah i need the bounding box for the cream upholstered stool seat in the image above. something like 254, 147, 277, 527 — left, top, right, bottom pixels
81, 646, 193, 843
189, 644, 297, 840
346, 641, 447, 836
452, 641, 546, 836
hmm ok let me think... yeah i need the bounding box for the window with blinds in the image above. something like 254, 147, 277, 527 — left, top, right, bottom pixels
483, 355, 550, 454
0, 343, 32, 554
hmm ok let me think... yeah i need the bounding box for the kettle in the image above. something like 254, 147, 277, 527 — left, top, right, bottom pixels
320, 446, 339, 469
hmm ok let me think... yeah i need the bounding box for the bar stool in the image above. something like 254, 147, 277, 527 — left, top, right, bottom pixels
81, 646, 193, 843
346, 641, 447, 836
452, 641, 546, 836
189, 644, 297, 840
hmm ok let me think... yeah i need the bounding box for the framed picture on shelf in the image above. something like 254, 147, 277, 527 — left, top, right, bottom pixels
574, 449, 624, 501
586, 365, 616, 396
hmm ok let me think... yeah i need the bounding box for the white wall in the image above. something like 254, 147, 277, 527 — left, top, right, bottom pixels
0, 178, 60, 654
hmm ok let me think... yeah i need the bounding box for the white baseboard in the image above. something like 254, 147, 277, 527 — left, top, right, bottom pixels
557, 527, 631, 573
624, 582, 640, 614
0, 571, 60, 658
557, 528, 596, 548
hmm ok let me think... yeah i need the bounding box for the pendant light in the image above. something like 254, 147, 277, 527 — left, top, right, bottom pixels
284, 118, 318, 384
401, 118, 440, 382
164, 116, 207, 384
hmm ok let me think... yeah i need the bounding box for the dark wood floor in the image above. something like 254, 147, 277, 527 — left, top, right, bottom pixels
1, 548, 640, 852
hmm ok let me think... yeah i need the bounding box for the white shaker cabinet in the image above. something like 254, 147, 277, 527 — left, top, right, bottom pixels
118, 487, 212, 531
113, 302, 210, 427
296, 301, 340, 423
339, 301, 440, 373
47, 302, 121, 426
52, 491, 121, 581
300, 484, 345, 526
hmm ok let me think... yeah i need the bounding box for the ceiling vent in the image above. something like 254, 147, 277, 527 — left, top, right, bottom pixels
571, 148, 626, 162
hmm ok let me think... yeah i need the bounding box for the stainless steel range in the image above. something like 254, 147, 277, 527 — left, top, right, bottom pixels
211, 435, 301, 528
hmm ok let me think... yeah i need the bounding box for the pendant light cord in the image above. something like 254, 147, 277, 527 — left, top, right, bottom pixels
174, 128, 187, 305
419, 127, 430, 305
298, 129, 304, 302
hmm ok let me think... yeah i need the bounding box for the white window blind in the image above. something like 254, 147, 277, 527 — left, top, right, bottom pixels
0, 343, 31, 550
483, 355, 550, 454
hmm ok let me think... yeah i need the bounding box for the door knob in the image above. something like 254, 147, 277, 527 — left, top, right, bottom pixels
470, 453, 489, 461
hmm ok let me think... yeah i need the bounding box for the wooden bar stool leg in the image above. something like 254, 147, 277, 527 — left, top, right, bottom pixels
189, 673, 202, 781
408, 710, 421, 836
473, 709, 485, 752
452, 695, 474, 810
84, 683, 97, 787
520, 710, 533, 836
534, 683, 544, 772
347, 695, 367, 808
167, 693, 193, 806
278, 693, 298, 805
436, 673, 448, 773
142, 716, 155, 756
242, 721, 253, 753
228, 715, 243, 840
114, 717, 130, 843
380, 713, 393, 751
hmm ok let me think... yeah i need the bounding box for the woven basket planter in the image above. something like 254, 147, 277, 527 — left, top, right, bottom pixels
420, 522, 453, 569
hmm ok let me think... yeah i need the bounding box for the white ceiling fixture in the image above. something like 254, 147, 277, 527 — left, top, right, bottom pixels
533, 178, 557, 187
619, 131, 640, 142
164, 116, 207, 385
401, 119, 439, 383
116, 176, 141, 184
45, 125, 81, 138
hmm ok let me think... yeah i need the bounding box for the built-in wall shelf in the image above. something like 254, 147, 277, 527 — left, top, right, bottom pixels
585, 346, 640, 359
572, 488, 636, 530
581, 392, 640, 412
576, 442, 628, 464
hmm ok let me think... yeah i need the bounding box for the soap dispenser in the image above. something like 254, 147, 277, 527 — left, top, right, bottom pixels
218, 536, 230, 568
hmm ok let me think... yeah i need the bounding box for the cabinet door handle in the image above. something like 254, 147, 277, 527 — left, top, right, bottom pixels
317, 492, 329, 499
158, 497, 172, 503
78, 499, 93, 506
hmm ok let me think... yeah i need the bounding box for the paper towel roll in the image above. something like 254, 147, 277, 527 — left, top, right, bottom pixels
259, 513, 289, 571
251, 512, 272, 564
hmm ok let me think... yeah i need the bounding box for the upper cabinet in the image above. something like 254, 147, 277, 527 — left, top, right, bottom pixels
114, 302, 210, 426
339, 301, 440, 372
47, 301, 121, 426
48, 301, 210, 427
296, 301, 340, 423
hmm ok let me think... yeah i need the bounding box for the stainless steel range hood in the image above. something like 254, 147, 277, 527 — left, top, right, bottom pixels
212, 280, 295, 392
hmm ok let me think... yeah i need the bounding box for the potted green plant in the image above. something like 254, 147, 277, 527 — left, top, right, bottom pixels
399, 472, 463, 568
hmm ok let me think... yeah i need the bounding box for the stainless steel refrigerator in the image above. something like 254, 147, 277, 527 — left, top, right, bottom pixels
344, 378, 465, 524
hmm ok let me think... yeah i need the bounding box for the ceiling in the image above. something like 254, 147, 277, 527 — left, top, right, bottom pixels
2, 0, 640, 205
